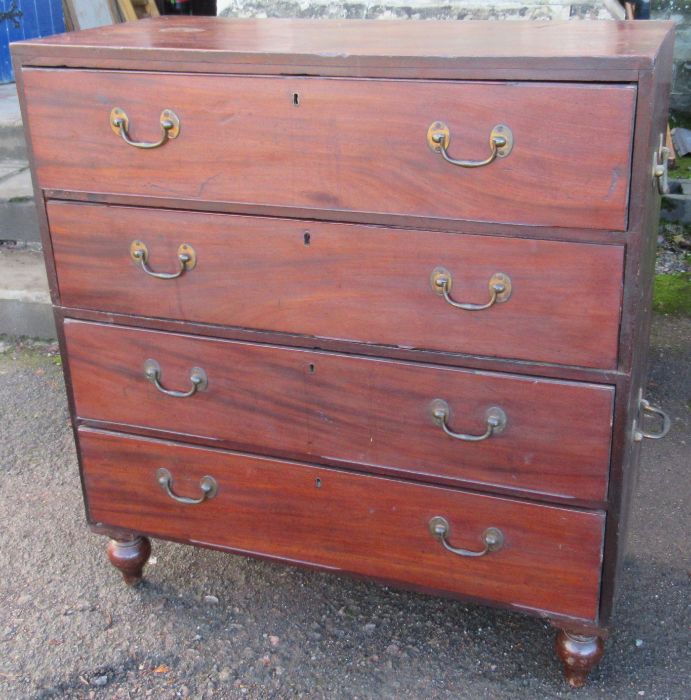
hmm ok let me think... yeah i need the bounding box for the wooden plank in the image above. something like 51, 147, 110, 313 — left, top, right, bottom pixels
115, 0, 138, 22
129, 0, 159, 18
145, 1, 160, 18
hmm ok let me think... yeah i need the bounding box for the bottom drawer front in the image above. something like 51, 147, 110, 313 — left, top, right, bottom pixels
81, 429, 604, 621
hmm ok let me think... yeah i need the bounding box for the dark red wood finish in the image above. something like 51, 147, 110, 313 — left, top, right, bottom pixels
11, 17, 672, 80
555, 631, 605, 688
63, 320, 614, 502
597, 30, 676, 624
106, 536, 151, 585
10, 18, 676, 685
81, 428, 605, 621
53, 305, 627, 385
42, 190, 633, 245
48, 201, 625, 368
24, 70, 634, 230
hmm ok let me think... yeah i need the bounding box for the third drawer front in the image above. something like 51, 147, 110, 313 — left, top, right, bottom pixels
48, 201, 624, 369
65, 321, 614, 502
80, 428, 604, 622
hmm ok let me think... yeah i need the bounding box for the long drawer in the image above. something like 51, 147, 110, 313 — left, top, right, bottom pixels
24, 70, 635, 230
65, 320, 614, 502
49, 202, 624, 369
80, 428, 605, 621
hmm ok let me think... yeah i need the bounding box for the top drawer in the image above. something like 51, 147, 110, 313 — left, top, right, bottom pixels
22, 70, 635, 231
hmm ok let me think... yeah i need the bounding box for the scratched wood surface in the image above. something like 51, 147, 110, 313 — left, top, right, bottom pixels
11, 17, 673, 79
24, 70, 635, 230
65, 320, 615, 502
81, 427, 605, 621
597, 32, 676, 625
11, 17, 677, 652
48, 201, 625, 369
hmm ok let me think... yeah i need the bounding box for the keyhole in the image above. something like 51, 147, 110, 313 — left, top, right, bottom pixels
293, 92, 300, 107
303, 232, 311, 246
308, 363, 315, 373
315, 478, 322, 488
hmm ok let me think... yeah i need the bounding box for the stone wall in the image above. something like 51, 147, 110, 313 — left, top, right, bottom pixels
652, 1, 691, 112
217, 0, 690, 111
218, 1, 612, 20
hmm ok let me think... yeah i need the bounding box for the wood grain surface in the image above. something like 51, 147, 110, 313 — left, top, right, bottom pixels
48, 202, 625, 369
64, 320, 615, 502
51, 306, 628, 385
597, 31, 676, 625
11, 17, 673, 79
80, 427, 605, 621
40, 189, 634, 245
25, 70, 635, 230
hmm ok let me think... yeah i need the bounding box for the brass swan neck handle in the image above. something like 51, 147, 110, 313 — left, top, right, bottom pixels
427, 121, 513, 168
110, 107, 180, 149
429, 516, 504, 558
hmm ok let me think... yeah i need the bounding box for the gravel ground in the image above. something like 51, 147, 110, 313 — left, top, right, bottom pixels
0, 315, 689, 700
655, 221, 690, 275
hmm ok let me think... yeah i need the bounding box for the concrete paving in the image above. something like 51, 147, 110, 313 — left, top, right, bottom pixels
0, 161, 39, 245
0, 248, 50, 304
0, 82, 39, 245
0, 85, 50, 339
0, 247, 54, 338
0, 314, 689, 700
0, 82, 26, 161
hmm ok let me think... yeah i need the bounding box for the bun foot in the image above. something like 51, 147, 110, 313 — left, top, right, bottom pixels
555, 629, 605, 688
107, 536, 151, 585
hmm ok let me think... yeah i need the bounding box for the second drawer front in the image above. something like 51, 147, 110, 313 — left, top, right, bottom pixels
80, 429, 604, 621
65, 321, 614, 502
49, 202, 624, 369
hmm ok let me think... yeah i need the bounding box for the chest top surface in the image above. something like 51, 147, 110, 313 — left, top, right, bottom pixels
11, 16, 673, 79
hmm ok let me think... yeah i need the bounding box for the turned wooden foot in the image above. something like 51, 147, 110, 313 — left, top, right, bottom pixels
107, 536, 151, 585
555, 629, 605, 688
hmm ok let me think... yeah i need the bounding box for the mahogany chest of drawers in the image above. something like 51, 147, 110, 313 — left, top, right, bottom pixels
12, 17, 674, 687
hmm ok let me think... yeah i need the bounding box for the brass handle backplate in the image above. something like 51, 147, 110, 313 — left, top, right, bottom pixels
156, 467, 218, 505
429, 516, 504, 558
652, 133, 670, 195
110, 107, 180, 149
143, 358, 208, 398
427, 121, 513, 168
431, 267, 511, 310
431, 399, 507, 442
633, 396, 671, 441
130, 240, 196, 279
